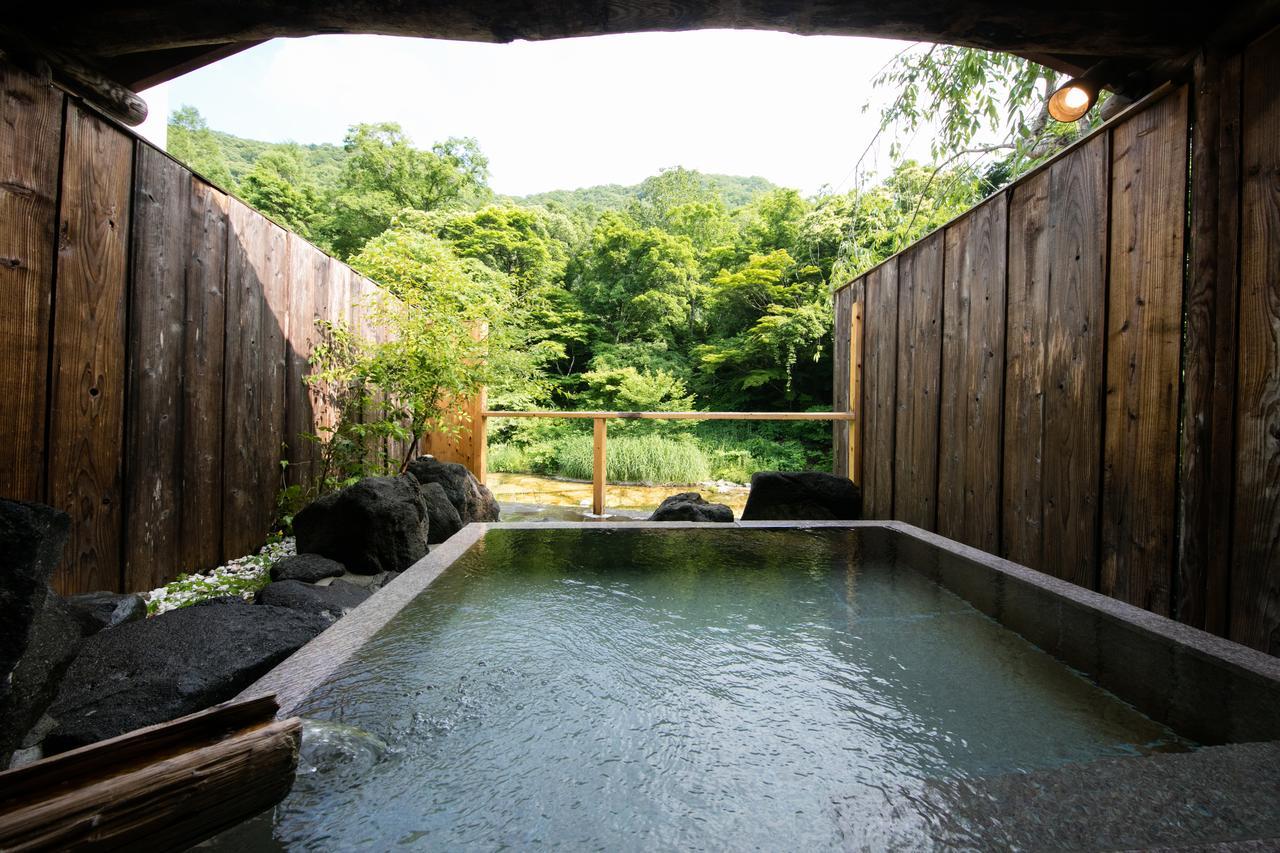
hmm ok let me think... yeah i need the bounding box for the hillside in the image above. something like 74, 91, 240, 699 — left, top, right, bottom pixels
512, 174, 777, 211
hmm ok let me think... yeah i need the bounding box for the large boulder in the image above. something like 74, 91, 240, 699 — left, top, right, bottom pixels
66, 591, 147, 635
649, 492, 735, 523
45, 604, 327, 752
0, 499, 80, 766
406, 456, 499, 524
739, 472, 863, 521
270, 553, 346, 584
293, 476, 429, 574
256, 579, 371, 622
420, 481, 463, 544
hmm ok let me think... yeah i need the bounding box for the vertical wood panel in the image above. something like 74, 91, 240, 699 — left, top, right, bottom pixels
124, 145, 190, 591
894, 233, 944, 530
1042, 136, 1109, 591
849, 282, 864, 486
285, 233, 329, 489
938, 197, 1008, 551
180, 178, 227, 575
1232, 32, 1280, 654
222, 199, 273, 557
0, 63, 62, 502
1002, 170, 1051, 569
47, 104, 133, 594
1183, 51, 1243, 636
861, 259, 898, 518
832, 284, 852, 478
1101, 86, 1189, 615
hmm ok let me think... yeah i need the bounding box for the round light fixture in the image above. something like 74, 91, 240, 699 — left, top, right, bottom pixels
1047, 79, 1098, 123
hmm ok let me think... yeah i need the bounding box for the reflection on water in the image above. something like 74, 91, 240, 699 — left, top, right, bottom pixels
487, 472, 749, 515
254, 529, 1190, 851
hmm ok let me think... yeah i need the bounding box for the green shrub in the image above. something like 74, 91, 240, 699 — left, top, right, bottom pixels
554, 434, 711, 484
488, 443, 530, 473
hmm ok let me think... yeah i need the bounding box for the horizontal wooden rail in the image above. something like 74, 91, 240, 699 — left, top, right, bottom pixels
483, 411, 856, 420
479, 411, 856, 514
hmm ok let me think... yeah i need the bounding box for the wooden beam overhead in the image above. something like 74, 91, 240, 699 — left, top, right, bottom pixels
8, 0, 1243, 91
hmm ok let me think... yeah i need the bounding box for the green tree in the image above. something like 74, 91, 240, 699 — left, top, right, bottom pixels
322, 123, 491, 258
167, 106, 233, 188
240, 146, 323, 238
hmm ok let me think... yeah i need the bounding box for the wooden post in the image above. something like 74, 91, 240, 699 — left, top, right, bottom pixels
471, 385, 488, 485
849, 288, 864, 485
592, 417, 607, 515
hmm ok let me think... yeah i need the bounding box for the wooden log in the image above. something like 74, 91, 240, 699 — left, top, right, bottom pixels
0, 696, 299, 852
0, 30, 149, 126
46, 103, 133, 595
832, 285, 851, 478
0, 59, 62, 504
480, 411, 857, 420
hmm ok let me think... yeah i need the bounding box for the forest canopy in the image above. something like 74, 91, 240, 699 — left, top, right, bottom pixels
169, 45, 1102, 484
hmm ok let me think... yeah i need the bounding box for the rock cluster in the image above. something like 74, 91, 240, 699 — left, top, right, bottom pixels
739, 471, 862, 521
648, 492, 735, 523
3, 461, 502, 763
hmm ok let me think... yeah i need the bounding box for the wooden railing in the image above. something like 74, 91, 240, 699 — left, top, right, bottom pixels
479, 411, 857, 515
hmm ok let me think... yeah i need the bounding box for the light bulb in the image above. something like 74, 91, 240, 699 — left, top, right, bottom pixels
1047, 79, 1098, 123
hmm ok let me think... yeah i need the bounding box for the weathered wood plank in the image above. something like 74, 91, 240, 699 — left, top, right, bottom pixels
1101, 86, 1189, 615
832, 284, 852, 478
849, 281, 865, 486
46, 104, 133, 594
893, 233, 944, 530
1232, 32, 1280, 655
222, 199, 289, 558
124, 145, 190, 591
1002, 170, 1051, 570
938, 196, 1008, 552
1180, 49, 1244, 631
1042, 134, 1109, 591
285, 233, 329, 489
861, 259, 898, 518
180, 177, 228, 575
0, 62, 62, 503
0, 697, 300, 852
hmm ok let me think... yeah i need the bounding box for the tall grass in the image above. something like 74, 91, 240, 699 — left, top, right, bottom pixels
554, 434, 711, 484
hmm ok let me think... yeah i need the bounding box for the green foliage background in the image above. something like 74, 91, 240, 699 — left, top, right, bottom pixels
169, 47, 1097, 487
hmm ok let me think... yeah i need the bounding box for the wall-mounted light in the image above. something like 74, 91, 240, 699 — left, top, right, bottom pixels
1047, 61, 1111, 123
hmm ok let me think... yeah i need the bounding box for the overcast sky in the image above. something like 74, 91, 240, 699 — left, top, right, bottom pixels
156, 31, 926, 197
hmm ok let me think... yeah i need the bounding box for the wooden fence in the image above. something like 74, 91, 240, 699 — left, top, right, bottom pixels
0, 56, 445, 595
833, 26, 1280, 655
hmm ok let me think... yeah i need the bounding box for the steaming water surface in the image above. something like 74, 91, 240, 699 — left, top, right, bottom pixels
276, 528, 1188, 849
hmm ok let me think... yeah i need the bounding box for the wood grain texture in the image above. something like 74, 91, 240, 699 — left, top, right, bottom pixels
0, 61, 62, 502
861, 259, 898, 518
1002, 170, 1052, 570
832, 284, 852, 478
1041, 135, 1109, 591
1101, 86, 1190, 616
937, 196, 1008, 551
893, 233, 944, 531
1181, 49, 1244, 631
124, 145, 190, 591
222, 199, 285, 558
180, 177, 228, 575
1232, 30, 1280, 655
46, 104, 133, 594
849, 281, 865, 486
284, 233, 328, 489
